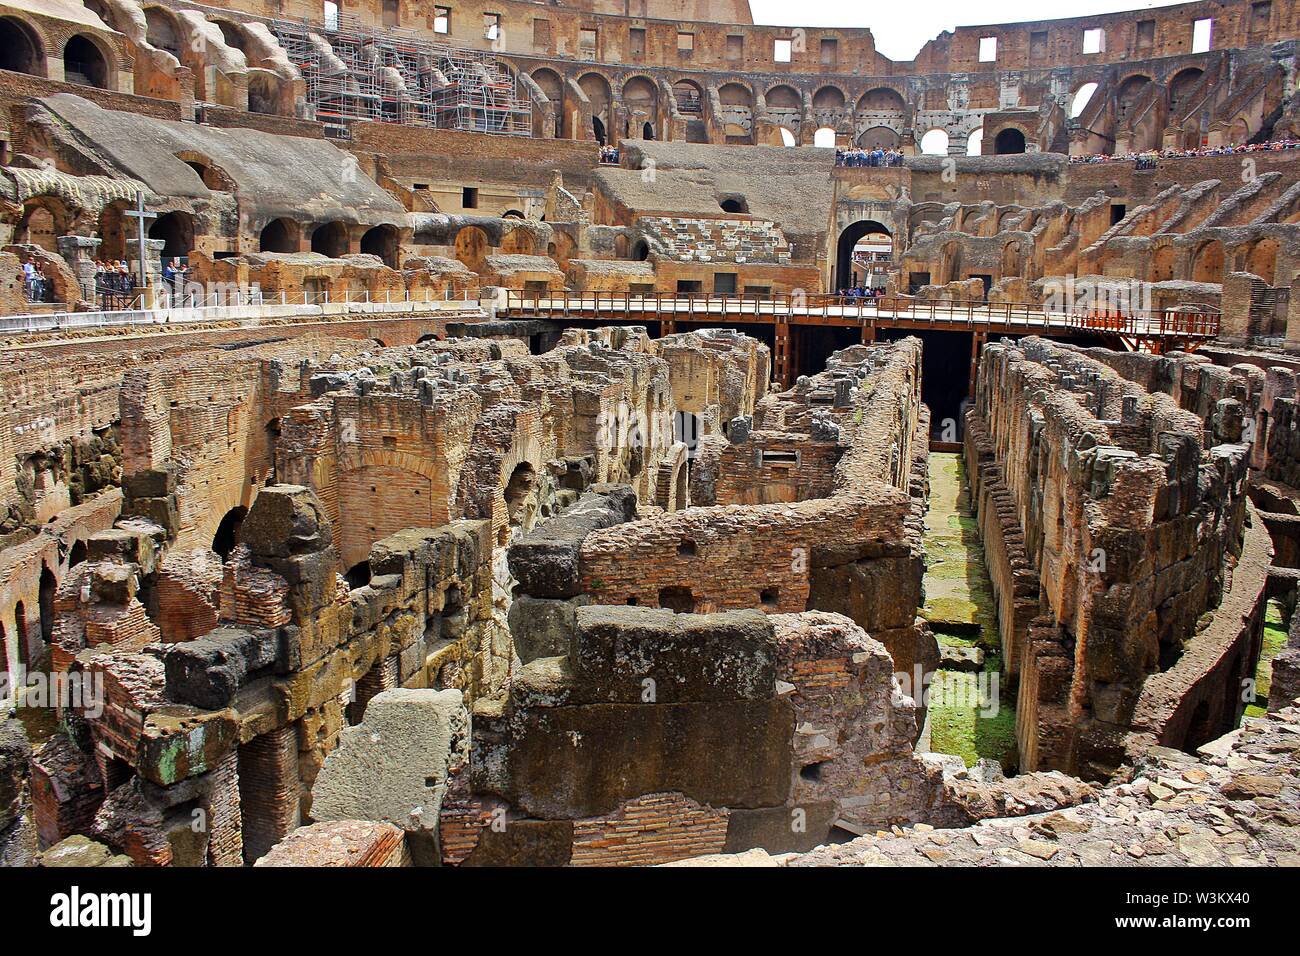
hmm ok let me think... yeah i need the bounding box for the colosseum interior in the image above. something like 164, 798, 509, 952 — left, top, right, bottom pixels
0, 0, 1298, 885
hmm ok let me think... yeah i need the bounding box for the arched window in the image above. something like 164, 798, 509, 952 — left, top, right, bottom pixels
1070, 83, 1098, 118
0, 17, 44, 77
64, 35, 109, 89
920, 129, 949, 156
813, 127, 837, 148
966, 127, 984, 156
360, 224, 400, 268
260, 218, 298, 253
311, 221, 350, 258
993, 128, 1026, 154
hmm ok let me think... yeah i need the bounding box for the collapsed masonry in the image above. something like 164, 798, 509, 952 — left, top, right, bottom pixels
10, 324, 1295, 866
11, 331, 1106, 866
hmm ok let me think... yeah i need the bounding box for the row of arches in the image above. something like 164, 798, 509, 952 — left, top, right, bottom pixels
257, 219, 402, 267
0, 16, 112, 90
532, 67, 911, 144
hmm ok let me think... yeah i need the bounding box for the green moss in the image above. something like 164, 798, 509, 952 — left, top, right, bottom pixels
921, 453, 1018, 769
1245, 601, 1289, 718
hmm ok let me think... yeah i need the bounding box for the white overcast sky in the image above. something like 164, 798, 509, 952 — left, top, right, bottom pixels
748, 0, 1198, 60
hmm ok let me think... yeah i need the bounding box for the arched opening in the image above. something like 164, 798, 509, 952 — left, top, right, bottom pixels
993, 128, 1026, 155
453, 225, 490, 270
672, 79, 703, 115
39, 566, 56, 646
212, 506, 248, 560
673, 464, 688, 510
311, 221, 350, 258
920, 128, 949, 156
64, 35, 109, 89
360, 224, 400, 268
966, 127, 984, 156
144, 6, 183, 57
719, 197, 748, 214
856, 126, 900, 149
149, 211, 193, 267
835, 220, 892, 291
344, 561, 372, 589
531, 68, 565, 137
622, 76, 658, 137
1244, 238, 1279, 285
592, 115, 606, 145
1070, 82, 1098, 118
180, 154, 234, 191
658, 585, 696, 613
259, 217, 298, 253
813, 126, 837, 148
812, 86, 845, 111
1117, 75, 1153, 123
16, 204, 59, 253
13, 602, 28, 670
718, 82, 754, 144
0, 17, 45, 77
214, 20, 248, 53
578, 72, 612, 135
777, 127, 797, 147
1191, 240, 1225, 284
501, 461, 536, 544
502, 209, 525, 219
857, 87, 905, 112
248, 73, 279, 115
1168, 68, 1204, 118
631, 238, 649, 261
69, 540, 87, 568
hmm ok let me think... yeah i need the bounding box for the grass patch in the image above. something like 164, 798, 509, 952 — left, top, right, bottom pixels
1244, 599, 1288, 719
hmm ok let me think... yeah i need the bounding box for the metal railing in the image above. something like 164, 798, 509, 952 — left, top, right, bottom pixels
0, 287, 482, 334
501, 291, 1221, 338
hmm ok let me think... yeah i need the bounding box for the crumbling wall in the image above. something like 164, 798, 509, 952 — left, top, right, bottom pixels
967, 336, 1254, 778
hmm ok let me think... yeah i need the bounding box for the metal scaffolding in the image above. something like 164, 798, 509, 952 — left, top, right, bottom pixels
269, 14, 532, 139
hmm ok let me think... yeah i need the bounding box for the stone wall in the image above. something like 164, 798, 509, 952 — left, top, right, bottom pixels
967, 336, 1254, 778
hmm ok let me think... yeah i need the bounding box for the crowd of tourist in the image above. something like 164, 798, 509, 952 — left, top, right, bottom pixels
598, 145, 620, 164
94, 260, 136, 294
835, 147, 905, 167
20, 258, 52, 303
1069, 137, 1300, 167
839, 285, 886, 299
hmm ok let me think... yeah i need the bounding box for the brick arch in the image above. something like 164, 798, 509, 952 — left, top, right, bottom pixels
63, 31, 117, 90
15, 196, 74, 252
1190, 239, 1225, 284
1151, 241, 1177, 282
856, 86, 906, 112
763, 83, 801, 107
0, 14, 49, 77
1241, 236, 1279, 285
811, 84, 848, 109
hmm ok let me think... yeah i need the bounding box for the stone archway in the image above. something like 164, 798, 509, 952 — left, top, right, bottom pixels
835, 219, 892, 292
0, 17, 46, 77
993, 127, 1026, 154
310, 221, 350, 258
360, 224, 400, 268
64, 34, 110, 89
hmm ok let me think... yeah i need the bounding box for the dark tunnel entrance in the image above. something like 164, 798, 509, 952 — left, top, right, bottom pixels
877, 328, 974, 440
